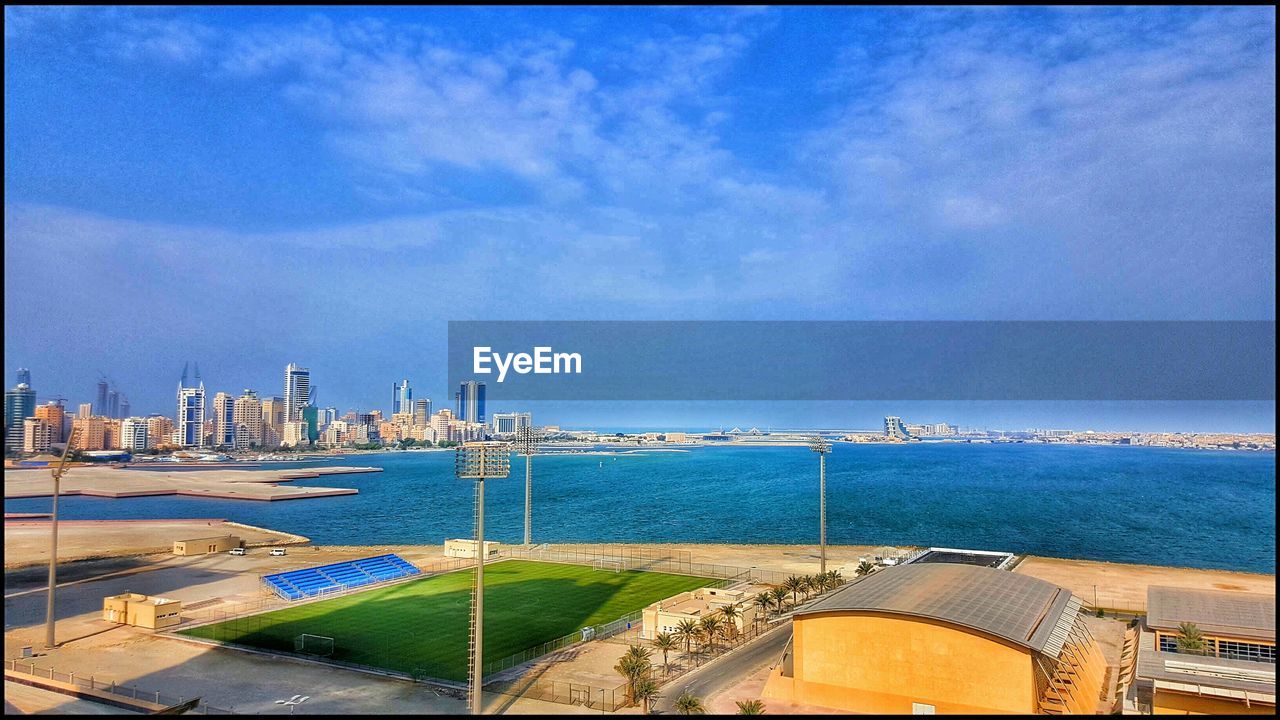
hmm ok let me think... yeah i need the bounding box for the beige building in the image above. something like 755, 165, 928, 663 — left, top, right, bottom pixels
33, 402, 65, 444
77, 402, 93, 420
642, 587, 758, 640
23, 418, 55, 453
232, 389, 263, 449
173, 535, 241, 556
444, 539, 501, 558
102, 418, 123, 450
282, 420, 310, 447
71, 416, 106, 451
146, 415, 175, 449
102, 593, 182, 630
261, 396, 285, 444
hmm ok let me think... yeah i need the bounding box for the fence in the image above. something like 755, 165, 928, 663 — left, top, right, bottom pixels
496, 544, 792, 586
4, 659, 236, 714
485, 675, 629, 712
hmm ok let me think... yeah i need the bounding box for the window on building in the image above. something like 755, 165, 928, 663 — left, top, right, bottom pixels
1217, 640, 1276, 664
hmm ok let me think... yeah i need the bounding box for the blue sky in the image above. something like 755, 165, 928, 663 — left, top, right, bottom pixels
4, 6, 1276, 430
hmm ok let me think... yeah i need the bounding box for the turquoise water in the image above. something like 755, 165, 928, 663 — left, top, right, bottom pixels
5, 444, 1275, 573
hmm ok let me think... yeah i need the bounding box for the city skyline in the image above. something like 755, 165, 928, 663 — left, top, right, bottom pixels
4, 6, 1276, 432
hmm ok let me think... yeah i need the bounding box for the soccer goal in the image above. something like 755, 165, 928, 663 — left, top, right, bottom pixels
294, 634, 335, 657
593, 559, 624, 573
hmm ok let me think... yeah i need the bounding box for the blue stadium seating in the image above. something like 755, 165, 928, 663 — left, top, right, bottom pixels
262, 553, 421, 601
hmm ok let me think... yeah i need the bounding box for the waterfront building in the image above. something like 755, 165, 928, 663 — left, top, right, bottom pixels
302, 405, 319, 442
213, 392, 235, 448
120, 417, 149, 451
413, 398, 431, 426
378, 420, 400, 444
15, 368, 31, 386
72, 416, 106, 451
33, 402, 65, 445
77, 403, 92, 419
283, 363, 310, 422
1131, 586, 1275, 714
4, 382, 37, 452
23, 418, 54, 453
232, 390, 263, 448
176, 376, 206, 448
431, 409, 455, 443
762, 563, 1105, 714
102, 418, 123, 449
260, 395, 285, 441
393, 379, 412, 415
411, 425, 434, 443
317, 406, 337, 429
455, 380, 485, 424
884, 416, 912, 440
491, 412, 532, 435
95, 379, 108, 416
281, 420, 310, 448
261, 423, 282, 448
146, 415, 174, 449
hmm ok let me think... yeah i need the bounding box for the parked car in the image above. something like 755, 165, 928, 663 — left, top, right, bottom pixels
269, 548, 287, 556
229, 547, 246, 556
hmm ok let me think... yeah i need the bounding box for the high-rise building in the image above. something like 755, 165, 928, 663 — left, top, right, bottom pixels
413, 399, 431, 426
213, 392, 235, 448
72, 416, 106, 451
120, 417, 149, 451
393, 379, 412, 416
119, 397, 130, 419
176, 368, 206, 448
95, 380, 109, 417
103, 418, 123, 450
431, 409, 455, 444
107, 389, 120, 419
455, 381, 485, 424
491, 412, 532, 435
284, 364, 310, 422
16, 368, 31, 386
23, 418, 55, 453
302, 406, 319, 442
233, 390, 263, 449
884, 416, 912, 440
78, 403, 92, 419
34, 402, 65, 445
261, 396, 284, 432
282, 420, 310, 448
5, 382, 37, 452
146, 415, 174, 449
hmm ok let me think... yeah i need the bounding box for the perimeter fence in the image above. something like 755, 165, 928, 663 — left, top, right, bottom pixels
4, 659, 236, 714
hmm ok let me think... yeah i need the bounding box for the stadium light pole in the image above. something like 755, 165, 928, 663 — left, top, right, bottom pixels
455, 441, 510, 716
808, 435, 832, 576
45, 425, 80, 649
513, 426, 542, 546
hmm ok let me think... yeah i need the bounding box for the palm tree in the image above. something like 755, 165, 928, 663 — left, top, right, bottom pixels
856, 560, 875, 576
633, 676, 660, 714
720, 604, 741, 640
736, 699, 766, 714
614, 650, 652, 707
827, 569, 843, 587
783, 576, 804, 607
675, 618, 701, 654
626, 643, 653, 664
700, 614, 723, 653
1176, 622, 1207, 654
754, 592, 773, 625
652, 632, 678, 675
675, 692, 706, 715
770, 586, 789, 613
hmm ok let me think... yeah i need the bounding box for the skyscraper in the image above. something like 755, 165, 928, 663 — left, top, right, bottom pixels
284, 364, 310, 422
393, 379, 412, 415
233, 390, 263, 449
213, 392, 235, 448
413, 398, 431, 426
107, 389, 120, 419
119, 396, 130, 419
176, 365, 206, 448
5, 382, 37, 451
95, 379, 109, 416
456, 381, 485, 424
16, 368, 30, 386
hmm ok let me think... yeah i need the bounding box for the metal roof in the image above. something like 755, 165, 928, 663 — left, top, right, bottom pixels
797, 563, 1076, 655
1147, 586, 1276, 642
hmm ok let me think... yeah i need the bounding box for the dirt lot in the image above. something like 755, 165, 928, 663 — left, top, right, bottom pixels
3, 518, 307, 569
1014, 555, 1276, 612
3, 465, 373, 501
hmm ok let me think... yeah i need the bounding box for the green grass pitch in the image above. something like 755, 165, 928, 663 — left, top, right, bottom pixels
180, 560, 713, 681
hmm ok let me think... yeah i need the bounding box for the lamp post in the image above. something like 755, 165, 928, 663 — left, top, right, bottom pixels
808, 436, 832, 575
513, 427, 542, 547
455, 441, 511, 715
45, 425, 80, 649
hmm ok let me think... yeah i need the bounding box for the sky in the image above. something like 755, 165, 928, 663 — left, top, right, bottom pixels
4, 6, 1276, 431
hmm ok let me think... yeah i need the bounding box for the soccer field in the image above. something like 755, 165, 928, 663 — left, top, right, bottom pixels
181, 560, 712, 681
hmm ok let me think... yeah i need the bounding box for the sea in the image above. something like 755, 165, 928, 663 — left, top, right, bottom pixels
4, 444, 1275, 574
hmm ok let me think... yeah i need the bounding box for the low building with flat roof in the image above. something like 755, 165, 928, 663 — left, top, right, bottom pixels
1131, 586, 1274, 714
173, 535, 240, 556
102, 593, 181, 629
763, 563, 1106, 714
640, 586, 763, 640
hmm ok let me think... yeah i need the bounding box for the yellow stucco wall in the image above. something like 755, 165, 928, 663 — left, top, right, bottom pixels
1153, 690, 1275, 715
769, 611, 1038, 714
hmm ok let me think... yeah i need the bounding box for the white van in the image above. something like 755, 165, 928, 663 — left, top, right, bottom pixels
229, 547, 246, 556
269, 548, 287, 556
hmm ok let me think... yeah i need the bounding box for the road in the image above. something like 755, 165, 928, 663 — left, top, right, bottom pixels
653, 623, 792, 714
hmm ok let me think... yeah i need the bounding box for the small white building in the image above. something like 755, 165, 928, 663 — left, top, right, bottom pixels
444, 539, 501, 559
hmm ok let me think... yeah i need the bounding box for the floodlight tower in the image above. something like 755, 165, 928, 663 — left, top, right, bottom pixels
45, 425, 80, 648
808, 435, 832, 575
455, 441, 511, 715
513, 426, 543, 546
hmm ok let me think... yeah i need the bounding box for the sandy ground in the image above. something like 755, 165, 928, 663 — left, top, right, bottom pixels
3, 680, 133, 715
3, 465, 375, 501
1014, 556, 1276, 612
3, 519, 307, 569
